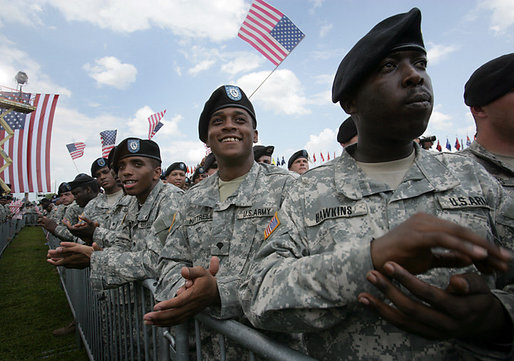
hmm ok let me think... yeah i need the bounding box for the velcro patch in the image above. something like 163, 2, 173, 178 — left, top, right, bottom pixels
264, 212, 280, 240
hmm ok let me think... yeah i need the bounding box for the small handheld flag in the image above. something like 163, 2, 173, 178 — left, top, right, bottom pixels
66, 142, 86, 160
148, 110, 166, 139
100, 130, 117, 157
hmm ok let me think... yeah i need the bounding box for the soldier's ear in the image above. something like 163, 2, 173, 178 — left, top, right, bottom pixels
253, 129, 258, 144
341, 99, 357, 114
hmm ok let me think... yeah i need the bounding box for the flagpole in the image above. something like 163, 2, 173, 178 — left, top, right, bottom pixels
71, 158, 79, 173
248, 64, 280, 99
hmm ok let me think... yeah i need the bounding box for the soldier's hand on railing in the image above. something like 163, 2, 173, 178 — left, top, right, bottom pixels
177, 256, 219, 296
46, 241, 98, 269
144, 256, 220, 327
39, 215, 58, 233
62, 216, 99, 245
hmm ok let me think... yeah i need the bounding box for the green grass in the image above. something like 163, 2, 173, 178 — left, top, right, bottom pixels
0, 226, 89, 361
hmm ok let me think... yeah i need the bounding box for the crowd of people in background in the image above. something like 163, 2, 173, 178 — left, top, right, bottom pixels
2, 7, 513, 361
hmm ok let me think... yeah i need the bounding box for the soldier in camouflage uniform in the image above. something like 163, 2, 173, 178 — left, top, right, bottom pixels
40, 182, 79, 244
61, 157, 131, 247
143, 85, 297, 359
240, 8, 514, 361
461, 53, 514, 199
87, 138, 184, 291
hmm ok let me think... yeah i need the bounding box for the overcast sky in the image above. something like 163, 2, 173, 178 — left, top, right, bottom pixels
1, 0, 513, 194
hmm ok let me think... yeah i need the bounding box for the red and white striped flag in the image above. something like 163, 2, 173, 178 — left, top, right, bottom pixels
0, 93, 59, 193
66, 142, 86, 160
148, 110, 166, 139
238, 0, 305, 66
100, 129, 117, 157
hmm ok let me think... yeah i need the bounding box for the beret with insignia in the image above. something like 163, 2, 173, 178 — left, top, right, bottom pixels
332, 8, 425, 105
165, 162, 187, 177
58, 182, 72, 195
203, 153, 218, 172
288, 149, 309, 169
198, 85, 256, 142
464, 53, 514, 107
113, 138, 161, 172
91, 157, 109, 177
192, 166, 206, 182
253, 145, 275, 161
337, 116, 357, 144
68, 173, 96, 190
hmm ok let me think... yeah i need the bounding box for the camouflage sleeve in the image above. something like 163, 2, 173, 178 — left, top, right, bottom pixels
53, 205, 81, 242
89, 231, 160, 291
214, 271, 243, 319
239, 191, 376, 333
154, 216, 193, 302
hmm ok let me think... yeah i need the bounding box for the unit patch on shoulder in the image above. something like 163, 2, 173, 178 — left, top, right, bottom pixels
264, 212, 280, 240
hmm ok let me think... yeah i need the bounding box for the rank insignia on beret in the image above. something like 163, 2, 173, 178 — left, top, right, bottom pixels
264, 212, 280, 240
225, 85, 242, 101
128, 139, 140, 153
97, 158, 106, 167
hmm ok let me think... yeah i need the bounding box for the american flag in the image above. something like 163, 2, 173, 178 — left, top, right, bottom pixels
238, 0, 305, 66
66, 142, 86, 160
8, 199, 23, 217
0, 92, 59, 193
148, 110, 166, 139
264, 212, 280, 240
100, 129, 117, 157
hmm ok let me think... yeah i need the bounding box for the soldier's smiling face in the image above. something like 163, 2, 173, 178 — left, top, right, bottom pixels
117, 156, 161, 203
206, 107, 258, 162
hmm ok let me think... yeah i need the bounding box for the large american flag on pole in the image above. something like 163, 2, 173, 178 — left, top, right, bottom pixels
238, 0, 305, 66
66, 142, 86, 160
148, 110, 166, 139
0, 93, 59, 193
100, 129, 117, 157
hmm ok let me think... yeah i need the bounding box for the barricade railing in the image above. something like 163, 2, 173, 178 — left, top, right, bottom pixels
0, 215, 26, 257
45, 231, 317, 361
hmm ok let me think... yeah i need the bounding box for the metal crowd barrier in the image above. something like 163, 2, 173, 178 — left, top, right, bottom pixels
45, 231, 316, 361
0, 215, 26, 257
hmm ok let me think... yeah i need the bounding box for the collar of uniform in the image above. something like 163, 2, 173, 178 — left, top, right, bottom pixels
218, 161, 260, 209
189, 161, 259, 210
137, 180, 164, 222
335, 142, 460, 199
334, 144, 388, 199
467, 140, 514, 174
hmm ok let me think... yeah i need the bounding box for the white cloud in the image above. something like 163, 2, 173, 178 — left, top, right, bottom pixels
0, 0, 44, 27
237, 69, 310, 115
477, 0, 514, 34
0, 35, 70, 96
308, 0, 325, 10
2, 0, 246, 42
220, 52, 264, 76
83, 56, 137, 89
427, 43, 458, 65
426, 105, 453, 131
160, 140, 207, 166
127, 106, 182, 137
304, 128, 340, 162
319, 23, 333, 38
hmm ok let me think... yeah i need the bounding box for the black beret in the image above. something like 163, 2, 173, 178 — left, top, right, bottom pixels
332, 8, 425, 105
253, 145, 274, 161
165, 162, 187, 177
113, 138, 161, 172
198, 85, 256, 142
192, 166, 206, 182
91, 157, 109, 177
288, 150, 309, 169
337, 116, 357, 144
203, 153, 218, 171
58, 182, 72, 195
464, 53, 514, 107
68, 173, 96, 190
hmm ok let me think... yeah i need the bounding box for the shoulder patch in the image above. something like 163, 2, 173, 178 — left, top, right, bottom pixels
264, 212, 280, 240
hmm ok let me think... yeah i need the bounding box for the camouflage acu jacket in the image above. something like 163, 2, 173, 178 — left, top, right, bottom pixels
89, 181, 183, 291
240, 143, 514, 361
